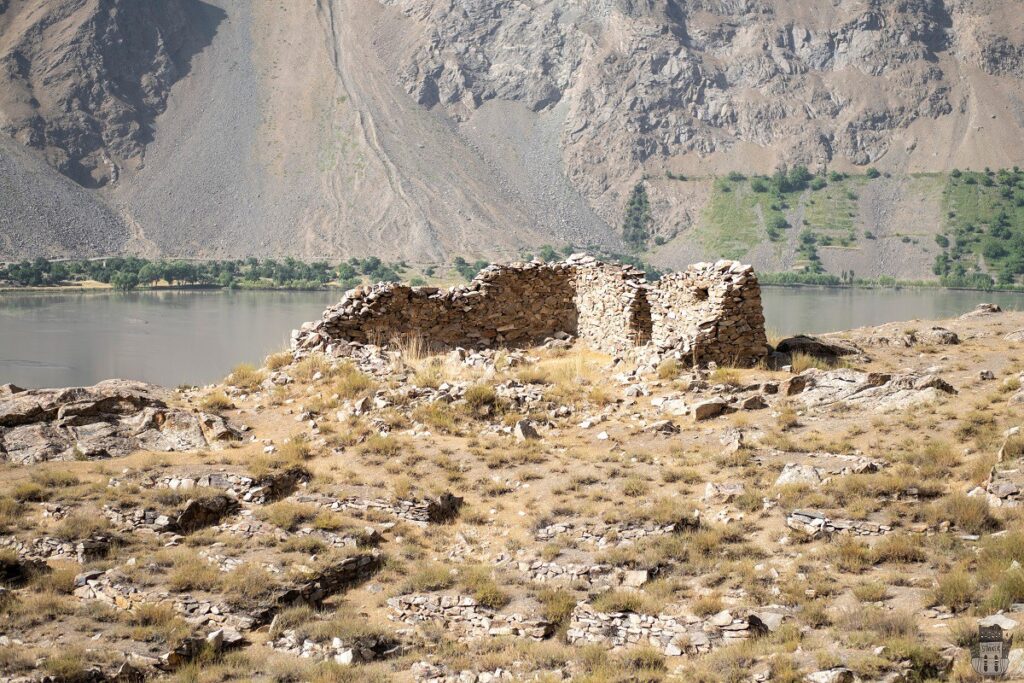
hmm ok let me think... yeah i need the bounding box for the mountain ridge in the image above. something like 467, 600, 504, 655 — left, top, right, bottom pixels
1, 0, 1022, 280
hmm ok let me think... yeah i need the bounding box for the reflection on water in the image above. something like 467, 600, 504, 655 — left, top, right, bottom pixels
1, 286, 1022, 389
0, 289, 340, 388
760, 286, 1024, 336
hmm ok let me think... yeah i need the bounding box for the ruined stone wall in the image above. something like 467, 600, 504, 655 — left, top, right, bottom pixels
572, 259, 650, 353
648, 260, 768, 366
292, 256, 768, 365
294, 261, 577, 352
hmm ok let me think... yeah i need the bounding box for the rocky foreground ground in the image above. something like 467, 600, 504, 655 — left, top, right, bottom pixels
3, 306, 1024, 681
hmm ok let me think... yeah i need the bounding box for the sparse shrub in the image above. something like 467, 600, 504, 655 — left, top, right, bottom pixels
412, 402, 459, 434
11, 482, 46, 503
985, 567, 1024, 611
403, 562, 454, 593
592, 589, 659, 615
279, 433, 314, 462
333, 362, 376, 399
265, 351, 293, 371
42, 648, 88, 679
709, 367, 741, 386
30, 567, 76, 595
53, 512, 109, 541
30, 470, 79, 489
358, 435, 402, 459
656, 358, 682, 380
933, 568, 976, 611
790, 352, 831, 372
691, 593, 723, 617
167, 551, 220, 592
199, 390, 234, 411
537, 587, 576, 627
227, 363, 264, 390
622, 476, 649, 497
852, 581, 888, 603
0, 497, 21, 532
258, 501, 317, 531
220, 563, 279, 608
619, 646, 666, 676
934, 493, 998, 534
125, 603, 190, 644
832, 536, 872, 573
293, 354, 332, 383
460, 565, 510, 610
464, 383, 498, 411
872, 534, 926, 564
776, 405, 800, 431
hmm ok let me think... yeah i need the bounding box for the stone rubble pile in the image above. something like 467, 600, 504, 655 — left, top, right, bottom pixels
388, 594, 550, 640
567, 603, 777, 656
411, 662, 527, 683
515, 560, 615, 586
101, 494, 238, 535
109, 466, 311, 504
786, 510, 892, 538
0, 534, 110, 563
761, 450, 885, 476
292, 256, 768, 366
74, 552, 382, 631
268, 629, 403, 664
983, 460, 1024, 507
310, 492, 463, 524
534, 515, 699, 548
73, 569, 260, 631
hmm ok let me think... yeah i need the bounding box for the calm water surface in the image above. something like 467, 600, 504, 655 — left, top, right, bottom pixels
1, 287, 1022, 388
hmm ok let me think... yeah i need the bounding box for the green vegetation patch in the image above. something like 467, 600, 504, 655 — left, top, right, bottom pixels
935, 167, 1024, 287
698, 178, 767, 259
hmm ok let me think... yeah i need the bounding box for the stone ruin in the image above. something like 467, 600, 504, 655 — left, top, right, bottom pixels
292, 255, 768, 366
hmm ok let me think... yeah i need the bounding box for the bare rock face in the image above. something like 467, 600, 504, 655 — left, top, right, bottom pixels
0, 0, 223, 188
0, 380, 226, 464
378, 0, 1023, 193
784, 368, 956, 411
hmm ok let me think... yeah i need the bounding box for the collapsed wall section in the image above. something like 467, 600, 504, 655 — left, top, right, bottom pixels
293, 261, 578, 352
648, 260, 768, 366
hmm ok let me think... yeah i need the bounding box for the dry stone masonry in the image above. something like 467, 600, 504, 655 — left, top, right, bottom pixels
567, 603, 777, 656
293, 256, 768, 366
388, 593, 550, 640
534, 514, 700, 548
648, 261, 768, 365
786, 510, 893, 538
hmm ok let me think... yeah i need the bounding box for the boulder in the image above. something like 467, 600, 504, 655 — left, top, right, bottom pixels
703, 482, 745, 503
513, 419, 541, 441
775, 464, 822, 486
774, 335, 860, 363
960, 303, 1002, 318
692, 398, 730, 421
918, 327, 959, 345
175, 494, 239, 533
806, 668, 854, 683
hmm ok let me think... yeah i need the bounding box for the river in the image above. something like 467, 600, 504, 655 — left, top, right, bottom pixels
1, 286, 1021, 389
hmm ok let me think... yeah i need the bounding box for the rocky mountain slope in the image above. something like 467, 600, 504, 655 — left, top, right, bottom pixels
1, 0, 1022, 275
